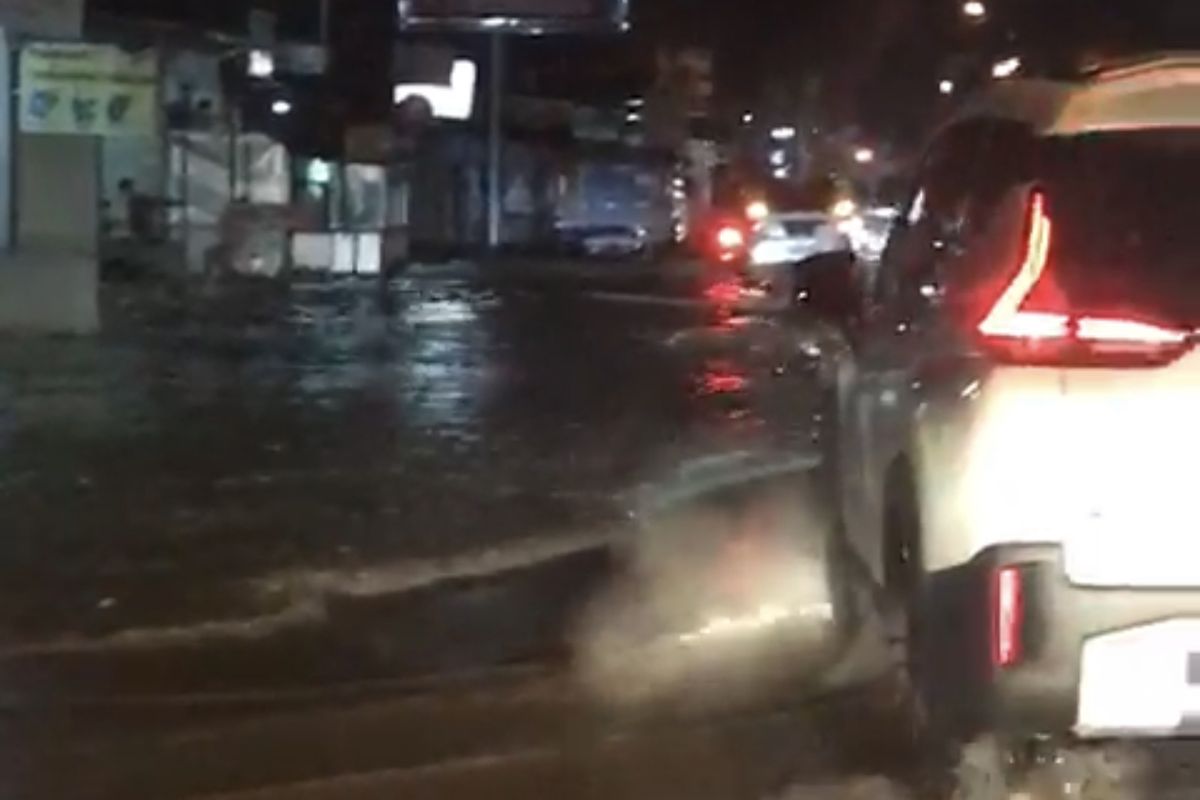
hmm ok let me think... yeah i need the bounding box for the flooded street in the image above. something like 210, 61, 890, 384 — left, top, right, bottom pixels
0, 269, 913, 799
0, 271, 821, 658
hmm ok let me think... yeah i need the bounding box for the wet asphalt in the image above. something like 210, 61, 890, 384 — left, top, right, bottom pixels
0, 264, 915, 799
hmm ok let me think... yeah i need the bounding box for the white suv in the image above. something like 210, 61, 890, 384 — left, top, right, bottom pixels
818, 56, 1200, 792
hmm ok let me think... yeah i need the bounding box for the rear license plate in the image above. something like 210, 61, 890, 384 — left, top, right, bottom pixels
1078, 620, 1200, 737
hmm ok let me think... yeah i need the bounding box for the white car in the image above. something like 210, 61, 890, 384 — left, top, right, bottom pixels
748, 211, 849, 274
816, 55, 1200, 795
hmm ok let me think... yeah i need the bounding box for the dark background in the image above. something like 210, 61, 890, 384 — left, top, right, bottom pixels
89, 0, 1200, 148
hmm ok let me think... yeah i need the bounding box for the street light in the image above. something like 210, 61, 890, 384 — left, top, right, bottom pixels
992, 56, 1022, 79
939, 78, 956, 95
745, 200, 770, 221
832, 198, 858, 219
271, 98, 293, 115
742, 112, 754, 125
963, 1, 986, 19
854, 147, 875, 165
247, 49, 275, 78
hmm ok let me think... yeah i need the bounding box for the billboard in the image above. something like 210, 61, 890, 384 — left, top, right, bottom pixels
398, 0, 629, 33
20, 43, 158, 136
393, 58, 477, 120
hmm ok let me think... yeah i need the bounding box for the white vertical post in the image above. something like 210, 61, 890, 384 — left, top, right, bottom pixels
0, 27, 12, 252
486, 32, 504, 250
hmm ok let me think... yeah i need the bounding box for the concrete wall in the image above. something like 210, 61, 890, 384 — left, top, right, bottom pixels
0, 132, 101, 333
16, 133, 99, 254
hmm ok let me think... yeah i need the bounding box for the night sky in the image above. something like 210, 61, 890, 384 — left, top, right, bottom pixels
90, 0, 1200, 145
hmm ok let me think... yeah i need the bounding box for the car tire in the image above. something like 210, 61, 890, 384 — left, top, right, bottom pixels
812, 379, 865, 651
882, 468, 1035, 800
882, 463, 957, 767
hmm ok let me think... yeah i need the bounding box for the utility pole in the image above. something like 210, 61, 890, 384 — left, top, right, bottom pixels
486, 32, 504, 251
319, 0, 331, 45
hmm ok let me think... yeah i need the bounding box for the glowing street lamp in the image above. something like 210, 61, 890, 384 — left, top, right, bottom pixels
745, 200, 770, 222
247, 49, 275, 78
854, 147, 875, 165
963, 1, 986, 19
992, 56, 1022, 80
939, 79, 956, 95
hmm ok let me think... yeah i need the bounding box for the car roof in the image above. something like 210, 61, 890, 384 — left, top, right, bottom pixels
949, 53, 1200, 136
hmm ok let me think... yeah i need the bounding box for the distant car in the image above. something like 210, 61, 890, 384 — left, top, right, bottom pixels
580, 225, 649, 258
741, 211, 851, 305
747, 211, 849, 277
556, 223, 649, 259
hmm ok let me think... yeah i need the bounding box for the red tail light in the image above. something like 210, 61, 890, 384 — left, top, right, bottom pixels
711, 224, 747, 264
716, 225, 745, 250
976, 191, 1192, 365
991, 565, 1024, 669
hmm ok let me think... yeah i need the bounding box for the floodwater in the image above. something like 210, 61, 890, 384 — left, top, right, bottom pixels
0, 273, 825, 664
0, 270, 923, 799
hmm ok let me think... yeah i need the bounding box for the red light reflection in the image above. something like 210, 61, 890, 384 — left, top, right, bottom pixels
697, 360, 749, 395
711, 315, 751, 332
704, 280, 742, 306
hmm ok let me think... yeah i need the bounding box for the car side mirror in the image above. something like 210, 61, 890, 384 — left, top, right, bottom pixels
792, 250, 863, 330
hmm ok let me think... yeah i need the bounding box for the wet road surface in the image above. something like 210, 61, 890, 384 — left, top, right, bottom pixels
0, 268, 917, 798
0, 272, 823, 666
4, 665, 917, 799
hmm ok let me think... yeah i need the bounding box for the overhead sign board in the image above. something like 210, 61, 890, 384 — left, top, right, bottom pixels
0, 0, 83, 39
393, 58, 477, 120
398, 0, 629, 33
20, 43, 158, 136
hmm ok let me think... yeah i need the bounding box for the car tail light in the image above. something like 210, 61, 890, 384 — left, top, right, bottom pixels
716, 225, 745, 250
976, 191, 1193, 365
991, 565, 1024, 669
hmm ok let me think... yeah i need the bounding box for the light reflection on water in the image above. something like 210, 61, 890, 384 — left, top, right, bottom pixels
0, 280, 826, 649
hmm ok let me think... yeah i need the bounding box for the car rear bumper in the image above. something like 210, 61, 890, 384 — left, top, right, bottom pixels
923, 544, 1200, 739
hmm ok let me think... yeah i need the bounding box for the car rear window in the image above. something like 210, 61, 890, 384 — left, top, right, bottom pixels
781, 219, 822, 237
1040, 129, 1200, 326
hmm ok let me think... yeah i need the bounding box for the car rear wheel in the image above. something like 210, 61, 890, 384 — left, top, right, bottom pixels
882, 463, 973, 792
883, 464, 933, 730
812, 382, 865, 654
